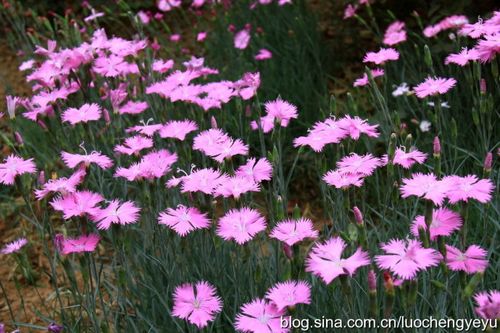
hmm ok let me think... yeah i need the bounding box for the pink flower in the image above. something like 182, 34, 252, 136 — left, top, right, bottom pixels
444, 175, 494, 204
265, 280, 311, 311
392, 147, 427, 169
423, 15, 469, 38
159, 120, 198, 140
475, 34, 500, 63
323, 170, 365, 189
474, 290, 500, 319
1, 238, 28, 254
353, 68, 384, 87
410, 208, 462, 241
293, 118, 348, 152
383, 21, 407, 46
270, 218, 318, 246
117, 100, 148, 115
50, 191, 104, 220
158, 0, 181, 11
234, 298, 289, 333
178, 168, 228, 195
413, 77, 457, 98
305, 237, 370, 284
92, 200, 140, 230
363, 48, 400, 65
445, 48, 480, 66
0, 155, 37, 185
193, 129, 249, 163
251, 98, 298, 133
337, 153, 382, 176
61, 151, 113, 170
172, 281, 223, 328
61, 234, 100, 255
170, 34, 181, 42
158, 205, 210, 236
62, 103, 102, 125
126, 123, 163, 137
343, 4, 358, 19
234, 29, 251, 50
400, 173, 451, 206
445, 244, 488, 274
197, 31, 207, 42
35, 168, 86, 199
235, 158, 272, 183
337, 115, 380, 140
114, 135, 153, 155
214, 176, 260, 199
152, 59, 174, 73
375, 239, 442, 280
217, 207, 266, 244
255, 49, 273, 61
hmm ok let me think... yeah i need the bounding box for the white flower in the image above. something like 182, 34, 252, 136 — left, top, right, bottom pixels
419, 120, 431, 132
392, 83, 410, 97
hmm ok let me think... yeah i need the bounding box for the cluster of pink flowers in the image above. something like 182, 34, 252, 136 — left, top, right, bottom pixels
115, 149, 178, 181
383, 21, 407, 46
193, 129, 249, 162
423, 15, 469, 38
323, 153, 382, 189
294, 115, 379, 152
401, 173, 494, 206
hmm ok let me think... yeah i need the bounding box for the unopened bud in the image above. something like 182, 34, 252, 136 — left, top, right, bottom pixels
483, 152, 492, 172
480, 78, 487, 95
433, 136, 441, 157
353, 206, 363, 225
383, 271, 394, 294
54, 234, 65, 253
37, 119, 48, 131
283, 243, 293, 260
15, 131, 24, 146
48, 323, 64, 333
368, 269, 377, 292
211, 116, 218, 128
38, 171, 46, 185
103, 109, 111, 124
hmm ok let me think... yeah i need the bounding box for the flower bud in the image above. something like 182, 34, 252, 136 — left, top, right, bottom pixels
14, 131, 24, 146
483, 152, 492, 173
353, 206, 363, 225
480, 78, 487, 95
38, 171, 46, 185
433, 136, 441, 158
54, 234, 65, 253
211, 116, 218, 129
48, 323, 64, 333
103, 109, 111, 124
283, 243, 293, 260
368, 269, 377, 292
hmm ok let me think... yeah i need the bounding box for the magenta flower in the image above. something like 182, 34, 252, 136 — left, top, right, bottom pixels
114, 135, 153, 156
92, 200, 140, 230
234, 298, 289, 333
375, 239, 442, 280
392, 147, 427, 169
337, 153, 382, 176
50, 191, 104, 220
353, 68, 384, 87
61, 151, 113, 170
323, 170, 365, 189
35, 168, 86, 199
270, 218, 318, 246
343, 4, 358, 19
1, 238, 28, 254
158, 205, 210, 236
255, 49, 273, 61
193, 129, 249, 163
445, 244, 488, 274
265, 280, 311, 311
400, 173, 451, 206
217, 207, 266, 244
443, 175, 494, 204
363, 48, 400, 65
236, 158, 273, 183
159, 120, 198, 141
152, 59, 175, 73
61, 234, 100, 255
413, 77, 457, 98
0, 155, 37, 185
474, 290, 500, 319
305, 237, 370, 284
61, 103, 102, 125
234, 28, 251, 50
445, 48, 480, 66
117, 100, 148, 115
476, 34, 500, 63
172, 281, 223, 328
410, 208, 462, 241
